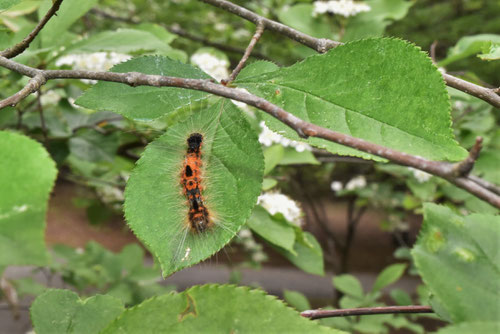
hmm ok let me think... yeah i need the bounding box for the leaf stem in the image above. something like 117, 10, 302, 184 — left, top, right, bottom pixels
301, 305, 434, 319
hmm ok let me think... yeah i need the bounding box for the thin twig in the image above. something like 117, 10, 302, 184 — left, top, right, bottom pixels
301, 305, 434, 319
468, 175, 500, 196
0, 0, 64, 58
224, 22, 265, 84
200, 0, 341, 52
451, 136, 482, 176
0, 74, 46, 109
0, 56, 499, 208
200, 0, 500, 108
168, 24, 271, 60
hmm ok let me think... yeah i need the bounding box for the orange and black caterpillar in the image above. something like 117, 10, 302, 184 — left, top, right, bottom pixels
182, 133, 212, 233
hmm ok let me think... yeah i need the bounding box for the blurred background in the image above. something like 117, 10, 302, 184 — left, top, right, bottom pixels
1, 0, 499, 333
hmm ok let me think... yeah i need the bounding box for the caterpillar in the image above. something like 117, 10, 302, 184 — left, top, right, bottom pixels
182, 133, 212, 233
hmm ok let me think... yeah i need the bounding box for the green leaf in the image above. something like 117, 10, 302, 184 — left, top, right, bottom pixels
372, 263, 407, 292
69, 130, 119, 162
247, 205, 296, 253
439, 34, 500, 66
237, 38, 466, 162
434, 322, 500, 334
278, 4, 334, 39
412, 204, 500, 322
0, 0, 21, 11
76, 56, 211, 121
262, 177, 277, 190
277, 231, 324, 276
135, 23, 177, 44
0, 131, 57, 267
38, 0, 98, 47
102, 285, 340, 333
283, 289, 311, 312
279, 147, 320, 165
124, 101, 264, 276
31, 289, 124, 334
390, 288, 412, 306
333, 274, 364, 298
264, 144, 284, 175
344, 0, 414, 41
63, 29, 175, 55
478, 43, 500, 61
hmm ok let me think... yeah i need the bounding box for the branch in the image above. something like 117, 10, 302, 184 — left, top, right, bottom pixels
0, 55, 499, 208
0, 0, 64, 59
451, 136, 482, 176
0, 74, 46, 109
224, 22, 265, 84
301, 305, 434, 319
199, 0, 341, 52
200, 0, 500, 109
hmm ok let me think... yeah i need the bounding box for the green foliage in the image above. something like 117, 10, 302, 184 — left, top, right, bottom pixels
371, 263, 407, 292
237, 38, 466, 161
50, 242, 174, 305
124, 100, 263, 276
284, 289, 311, 312
412, 204, 500, 323
76, 56, 211, 121
38, 0, 98, 47
247, 205, 295, 253
344, 0, 414, 41
102, 285, 340, 333
0, 131, 56, 267
0, 0, 20, 11
439, 34, 500, 66
433, 322, 500, 334
277, 231, 324, 276
31, 289, 124, 334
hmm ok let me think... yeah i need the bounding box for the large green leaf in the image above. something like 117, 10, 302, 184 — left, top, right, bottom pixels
103, 285, 341, 333
412, 204, 500, 323
237, 38, 466, 161
38, 0, 98, 47
0, 131, 56, 266
124, 100, 263, 276
31, 289, 124, 334
76, 56, 211, 121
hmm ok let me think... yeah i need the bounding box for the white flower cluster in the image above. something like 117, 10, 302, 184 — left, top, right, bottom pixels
258, 192, 303, 227
313, 0, 371, 17
330, 175, 367, 192
237, 228, 268, 263
258, 121, 312, 152
55, 52, 131, 83
408, 167, 432, 183
190, 52, 229, 82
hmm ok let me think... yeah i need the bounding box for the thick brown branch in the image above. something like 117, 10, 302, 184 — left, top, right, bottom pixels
200, 0, 500, 108
0, 0, 64, 59
0, 55, 499, 208
301, 305, 434, 319
224, 22, 265, 84
200, 0, 341, 52
0, 74, 46, 109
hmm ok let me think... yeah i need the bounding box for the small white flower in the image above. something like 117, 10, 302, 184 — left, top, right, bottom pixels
75, 248, 84, 254
40, 90, 61, 106
251, 251, 267, 263
258, 192, 303, 227
312, 0, 371, 18
214, 22, 228, 32
238, 228, 252, 239
345, 175, 367, 190
13, 204, 28, 212
330, 181, 343, 192
408, 167, 432, 183
243, 238, 258, 250
258, 121, 312, 152
233, 28, 251, 40
191, 52, 229, 82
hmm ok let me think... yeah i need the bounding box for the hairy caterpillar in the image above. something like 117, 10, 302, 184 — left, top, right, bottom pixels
182, 133, 212, 233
